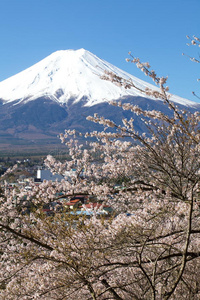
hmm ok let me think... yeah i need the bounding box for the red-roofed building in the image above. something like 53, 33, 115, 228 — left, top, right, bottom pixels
64, 198, 83, 210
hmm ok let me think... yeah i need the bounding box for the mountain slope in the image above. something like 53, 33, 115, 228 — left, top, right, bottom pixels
0, 49, 199, 151
0, 49, 197, 107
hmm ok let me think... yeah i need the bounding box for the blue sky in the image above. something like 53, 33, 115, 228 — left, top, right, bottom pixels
0, 0, 199, 102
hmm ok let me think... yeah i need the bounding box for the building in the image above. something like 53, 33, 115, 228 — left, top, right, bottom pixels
36, 168, 64, 182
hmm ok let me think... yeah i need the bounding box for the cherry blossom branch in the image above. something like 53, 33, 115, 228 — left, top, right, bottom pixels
0, 223, 53, 251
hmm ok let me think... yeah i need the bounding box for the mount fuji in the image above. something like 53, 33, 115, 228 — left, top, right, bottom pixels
0, 49, 199, 151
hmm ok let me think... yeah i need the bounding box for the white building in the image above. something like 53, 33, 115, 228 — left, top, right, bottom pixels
36, 169, 64, 182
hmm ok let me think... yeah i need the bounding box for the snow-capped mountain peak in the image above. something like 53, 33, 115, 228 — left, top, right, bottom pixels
0, 48, 197, 107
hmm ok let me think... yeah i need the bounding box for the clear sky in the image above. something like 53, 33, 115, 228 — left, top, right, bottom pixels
0, 0, 199, 103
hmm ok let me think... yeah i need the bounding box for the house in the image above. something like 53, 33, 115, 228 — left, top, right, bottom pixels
64, 199, 82, 210
59, 194, 88, 210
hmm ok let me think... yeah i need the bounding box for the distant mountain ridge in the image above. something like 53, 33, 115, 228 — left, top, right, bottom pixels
0, 49, 199, 151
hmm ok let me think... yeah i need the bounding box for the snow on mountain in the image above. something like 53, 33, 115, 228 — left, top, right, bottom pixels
0, 48, 197, 107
